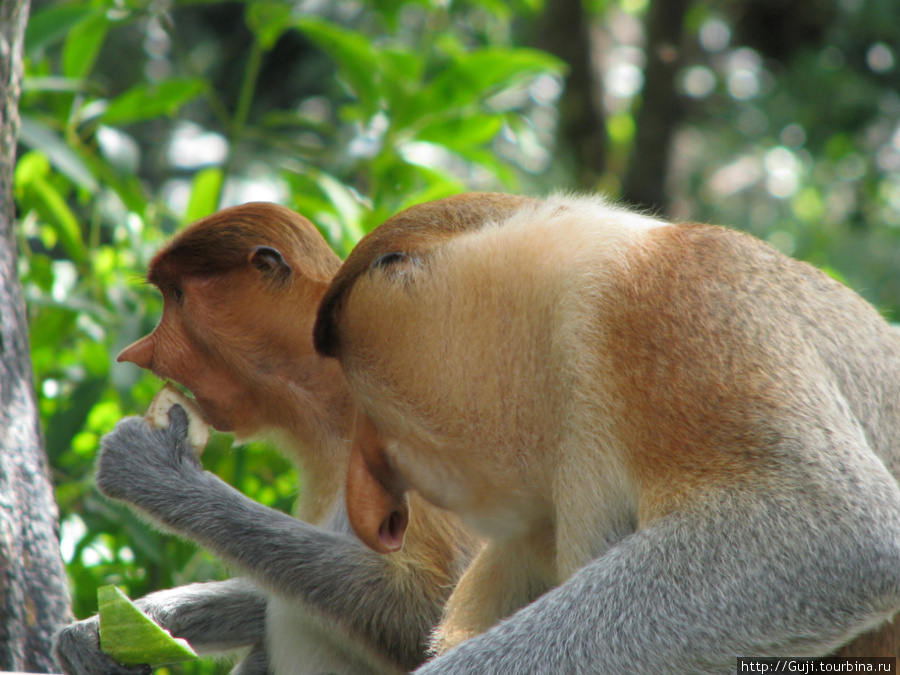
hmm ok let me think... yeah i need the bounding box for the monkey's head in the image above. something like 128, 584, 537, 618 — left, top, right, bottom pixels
315, 193, 559, 553
120, 202, 342, 436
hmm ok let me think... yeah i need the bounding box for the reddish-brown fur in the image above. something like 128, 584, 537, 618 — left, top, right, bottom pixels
119, 202, 479, 668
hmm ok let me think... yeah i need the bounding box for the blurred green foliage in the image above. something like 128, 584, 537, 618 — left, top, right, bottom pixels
18, 0, 561, 671
13, 0, 900, 672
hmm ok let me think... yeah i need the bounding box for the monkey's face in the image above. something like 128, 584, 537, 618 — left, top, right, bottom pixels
122, 263, 330, 438
121, 203, 347, 441
118, 274, 264, 434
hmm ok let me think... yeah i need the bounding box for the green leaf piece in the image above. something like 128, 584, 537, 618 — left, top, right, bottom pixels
98, 585, 198, 666
62, 12, 109, 79
24, 3, 93, 54
102, 79, 206, 126
245, 0, 292, 50
184, 167, 225, 225
295, 18, 381, 114
18, 116, 99, 193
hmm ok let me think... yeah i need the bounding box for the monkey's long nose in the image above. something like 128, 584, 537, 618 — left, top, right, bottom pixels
117, 334, 155, 369
346, 413, 409, 553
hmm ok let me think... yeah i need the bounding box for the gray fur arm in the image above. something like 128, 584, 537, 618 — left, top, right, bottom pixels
95, 408, 438, 670
416, 485, 900, 675
52, 577, 267, 675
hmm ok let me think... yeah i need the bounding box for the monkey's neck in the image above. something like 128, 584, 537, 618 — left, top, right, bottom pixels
273, 366, 355, 526
277, 426, 348, 526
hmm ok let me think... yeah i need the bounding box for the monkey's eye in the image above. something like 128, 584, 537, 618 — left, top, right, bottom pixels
171, 286, 184, 303
372, 252, 409, 269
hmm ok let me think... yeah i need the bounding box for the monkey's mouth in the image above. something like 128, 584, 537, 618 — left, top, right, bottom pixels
166, 381, 231, 432
167, 381, 204, 412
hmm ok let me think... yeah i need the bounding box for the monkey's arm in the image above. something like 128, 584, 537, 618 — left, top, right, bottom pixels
52, 577, 268, 675
94, 407, 438, 671
417, 483, 900, 675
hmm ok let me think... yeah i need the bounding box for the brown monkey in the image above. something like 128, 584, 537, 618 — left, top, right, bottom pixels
314, 192, 900, 673
53, 202, 480, 675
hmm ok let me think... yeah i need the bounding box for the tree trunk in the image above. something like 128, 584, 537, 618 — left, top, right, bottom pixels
622, 0, 692, 214
0, 0, 72, 669
536, 0, 607, 189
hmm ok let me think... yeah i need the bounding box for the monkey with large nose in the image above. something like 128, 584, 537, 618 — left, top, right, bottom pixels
54, 202, 484, 675
314, 192, 900, 673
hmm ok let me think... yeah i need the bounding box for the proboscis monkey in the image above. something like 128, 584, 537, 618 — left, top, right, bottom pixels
313, 192, 900, 673
51, 203, 480, 675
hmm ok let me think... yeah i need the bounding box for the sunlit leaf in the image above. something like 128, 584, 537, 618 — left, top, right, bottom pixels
374, 48, 423, 114
792, 186, 825, 224
295, 18, 381, 116
607, 112, 636, 146
424, 48, 564, 110
14, 149, 51, 188
44, 377, 107, 462
184, 168, 224, 225
310, 170, 366, 244
14, 151, 89, 265
416, 114, 504, 147
245, 0, 292, 50
22, 76, 87, 93
460, 0, 514, 18
102, 79, 206, 126
455, 146, 518, 186
99, 585, 198, 666
18, 116, 99, 193
25, 3, 93, 54
63, 12, 109, 79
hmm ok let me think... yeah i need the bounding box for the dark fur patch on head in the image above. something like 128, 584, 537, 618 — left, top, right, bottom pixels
149, 203, 341, 289
314, 192, 535, 358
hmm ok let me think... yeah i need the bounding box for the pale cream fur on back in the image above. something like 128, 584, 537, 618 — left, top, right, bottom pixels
350, 194, 666, 578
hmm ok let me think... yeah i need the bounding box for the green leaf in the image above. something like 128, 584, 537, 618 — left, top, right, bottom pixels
98, 585, 198, 666
44, 376, 107, 462
22, 76, 87, 94
25, 3, 93, 54
183, 167, 224, 224
18, 116, 99, 193
375, 48, 424, 111
396, 174, 468, 213
63, 13, 110, 79
283, 168, 367, 255
102, 79, 206, 126
459, 0, 514, 18
312, 171, 366, 242
245, 1, 292, 50
455, 146, 518, 186
14, 151, 89, 266
295, 18, 381, 115
416, 114, 503, 148
14, 149, 51, 188
426, 47, 564, 110
358, 0, 430, 28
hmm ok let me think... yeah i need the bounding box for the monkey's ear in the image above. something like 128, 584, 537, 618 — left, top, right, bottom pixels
249, 246, 292, 285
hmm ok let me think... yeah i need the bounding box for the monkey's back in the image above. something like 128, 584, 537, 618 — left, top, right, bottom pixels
594, 221, 900, 507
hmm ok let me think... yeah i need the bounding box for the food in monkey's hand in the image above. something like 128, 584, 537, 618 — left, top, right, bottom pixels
145, 383, 210, 454
98, 585, 198, 666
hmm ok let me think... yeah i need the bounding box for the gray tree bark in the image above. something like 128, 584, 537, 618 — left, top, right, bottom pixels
0, 0, 73, 669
